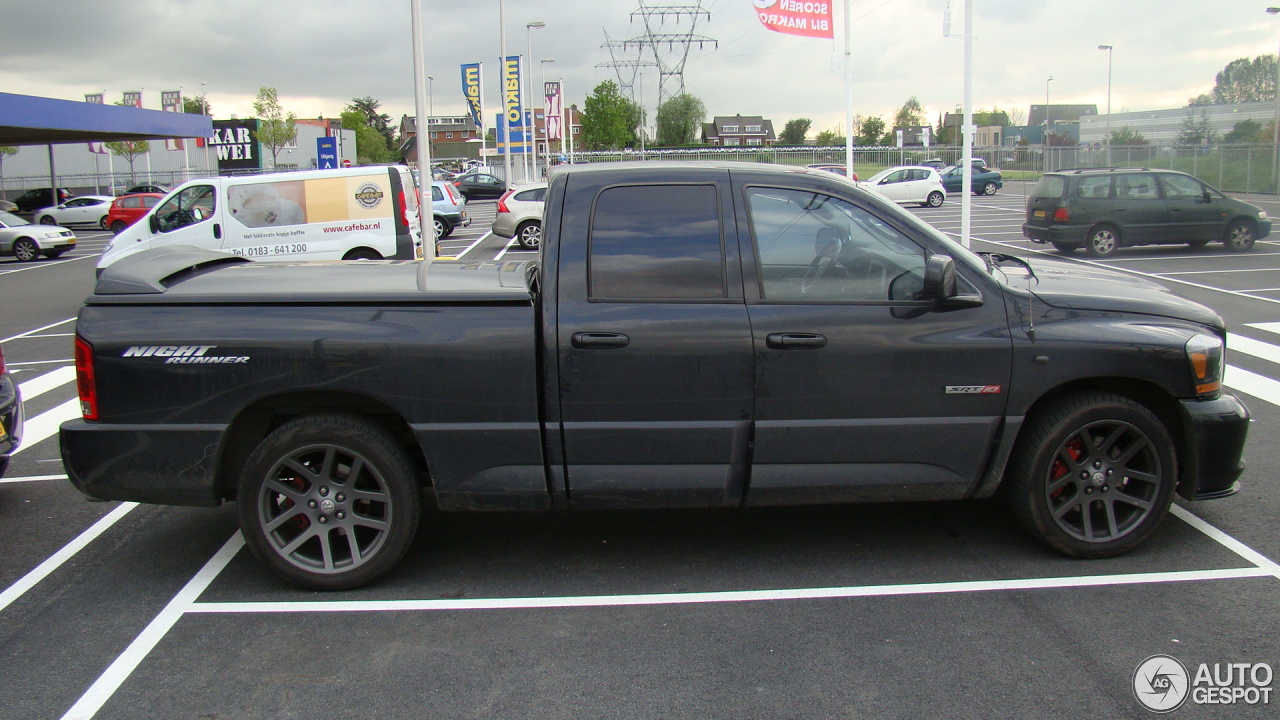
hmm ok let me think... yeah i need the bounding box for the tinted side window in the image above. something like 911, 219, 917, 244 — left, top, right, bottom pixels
431, 186, 444, 202
589, 184, 724, 300
1077, 176, 1112, 200
1159, 174, 1205, 199
746, 187, 926, 303
514, 187, 545, 202
1115, 173, 1160, 200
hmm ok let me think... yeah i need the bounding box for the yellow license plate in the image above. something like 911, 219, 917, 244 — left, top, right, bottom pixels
1033, 209, 1046, 218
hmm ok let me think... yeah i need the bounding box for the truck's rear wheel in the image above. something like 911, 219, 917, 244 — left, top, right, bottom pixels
237, 414, 421, 590
1005, 391, 1176, 558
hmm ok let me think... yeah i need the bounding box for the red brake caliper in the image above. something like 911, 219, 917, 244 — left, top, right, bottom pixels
1049, 438, 1084, 502
283, 475, 310, 532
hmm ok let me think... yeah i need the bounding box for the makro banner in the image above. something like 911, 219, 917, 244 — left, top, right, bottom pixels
503, 56, 524, 131
544, 81, 563, 141
461, 63, 483, 129
753, 0, 833, 39
122, 91, 142, 108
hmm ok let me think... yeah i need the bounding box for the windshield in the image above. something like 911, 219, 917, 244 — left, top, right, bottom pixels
864, 169, 891, 183
0, 211, 29, 226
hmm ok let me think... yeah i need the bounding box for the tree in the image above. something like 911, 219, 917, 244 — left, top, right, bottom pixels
579, 81, 639, 150
183, 95, 212, 115
340, 109, 391, 165
655, 93, 706, 146
814, 127, 842, 147
892, 96, 926, 129
252, 87, 298, 169
778, 118, 811, 146
1222, 119, 1266, 144
1176, 108, 1218, 146
350, 97, 395, 152
1109, 126, 1150, 146
856, 116, 886, 146
1206, 56, 1277, 105
105, 140, 150, 182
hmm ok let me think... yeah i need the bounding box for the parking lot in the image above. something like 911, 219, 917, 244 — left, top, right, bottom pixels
3, 188, 1279, 719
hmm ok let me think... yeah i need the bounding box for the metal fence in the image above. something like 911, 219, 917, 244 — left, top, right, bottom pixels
8, 144, 1280, 199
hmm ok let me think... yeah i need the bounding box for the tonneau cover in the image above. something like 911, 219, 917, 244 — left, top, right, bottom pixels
89, 246, 536, 304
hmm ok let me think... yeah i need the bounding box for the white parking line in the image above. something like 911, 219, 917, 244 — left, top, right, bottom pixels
59, 532, 244, 720
450, 231, 493, 260
1224, 365, 1280, 407
18, 365, 77, 401
11, 398, 81, 457
2, 317, 75, 344
0, 502, 138, 614
0, 474, 69, 485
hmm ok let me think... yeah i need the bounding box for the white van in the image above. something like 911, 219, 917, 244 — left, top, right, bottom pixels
98, 166, 423, 271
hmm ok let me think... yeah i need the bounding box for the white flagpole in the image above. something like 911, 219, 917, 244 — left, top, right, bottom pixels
411, 0, 435, 258
843, 0, 853, 180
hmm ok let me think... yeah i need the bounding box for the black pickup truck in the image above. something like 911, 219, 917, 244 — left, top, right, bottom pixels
61, 162, 1249, 590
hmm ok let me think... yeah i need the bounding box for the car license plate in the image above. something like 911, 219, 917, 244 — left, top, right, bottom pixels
1033, 209, 1046, 218
0, 417, 7, 441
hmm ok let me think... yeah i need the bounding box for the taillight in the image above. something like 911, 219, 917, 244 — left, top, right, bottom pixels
496, 190, 513, 214
398, 191, 409, 227
444, 183, 459, 204
1052, 207, 1070, 223
74, 336, 98, 421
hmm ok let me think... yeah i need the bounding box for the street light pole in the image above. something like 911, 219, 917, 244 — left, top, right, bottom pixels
526, 21, 545, 183
499, 0, 512, 189
1044, 75, 1053, 173
1098, 45, 1112, 166
1268, 8, 1280, 192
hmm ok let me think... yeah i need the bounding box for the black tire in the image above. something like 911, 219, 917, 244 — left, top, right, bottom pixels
1223, 219, 1255, 252
1005, 391, 1176, 558
237, 414, 421, 590
1051, 242, 1076, 254
38, 215, 56, 225
1186, 238, 1210, 249
110, 220, 127, 234
981, 181, 997, 196
45, 250, 66, 259
343, 248, 381, 260
99, 217, 109, 230
11, 238, 39, 262
923, 191, 944, 208
1084, 224, 1120, 257
516, 220, 541, 250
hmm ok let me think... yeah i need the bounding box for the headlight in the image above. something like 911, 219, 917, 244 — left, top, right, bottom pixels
1259, 210, 1268, 219
1185, 333, 1224, 395
41, 231, 61, 239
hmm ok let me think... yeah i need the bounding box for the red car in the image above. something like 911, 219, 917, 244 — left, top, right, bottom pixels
105, 193, 164, 234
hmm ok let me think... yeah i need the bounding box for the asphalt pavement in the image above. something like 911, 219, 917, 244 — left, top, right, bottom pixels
2, 192, 1279, 719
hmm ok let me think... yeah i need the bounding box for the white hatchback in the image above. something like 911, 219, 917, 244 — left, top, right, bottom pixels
860, 166, 947, 208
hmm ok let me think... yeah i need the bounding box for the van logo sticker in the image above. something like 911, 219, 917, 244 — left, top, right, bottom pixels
121, 345, 250, 365
354, 183, 384, 209
945, 385, 1002, 394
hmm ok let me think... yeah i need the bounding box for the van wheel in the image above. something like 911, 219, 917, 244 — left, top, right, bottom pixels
1224, 220, 1256, 252
923, 191, 944, 208
1051, 242, 1076, 254
1085, 225, 1120, 257
343, 248, 382, 260
516, 220, 541, 250
1005, 391, 1176, 558
110, 220, 127, 234
237, 414, 421, 590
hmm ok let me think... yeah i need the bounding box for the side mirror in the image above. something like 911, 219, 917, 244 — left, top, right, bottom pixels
1200, 191, 1212, 204
149, 214, 160, 234
923, 254, 957, 301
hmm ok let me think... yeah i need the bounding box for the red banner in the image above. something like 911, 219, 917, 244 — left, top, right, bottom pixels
753, 0, 833, 39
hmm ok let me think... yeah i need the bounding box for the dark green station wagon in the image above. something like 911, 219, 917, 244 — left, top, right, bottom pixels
1023, 168, 1271, 257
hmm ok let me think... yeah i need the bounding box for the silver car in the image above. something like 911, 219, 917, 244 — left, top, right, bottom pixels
0, 211, 77, 261
491, 183, 546, 250
430, 180, 470, 241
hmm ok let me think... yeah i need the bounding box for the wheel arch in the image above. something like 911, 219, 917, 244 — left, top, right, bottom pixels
979, 376, 1186, 498
215, 391, 431, 502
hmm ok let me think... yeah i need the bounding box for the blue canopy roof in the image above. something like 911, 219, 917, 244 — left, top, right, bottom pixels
0, 92, 212, 146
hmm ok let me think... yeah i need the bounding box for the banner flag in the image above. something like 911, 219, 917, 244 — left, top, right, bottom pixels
162, 91, 184, 150
85, 94, 106, 153
544, 82, 562, 141
122, 91, 142, 108
503, 55, 525, 135
753, 0, 834, 39
461, 63, 484, 130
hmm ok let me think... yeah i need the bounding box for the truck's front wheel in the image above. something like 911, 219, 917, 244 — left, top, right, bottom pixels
237, 414, 421, 590
1005, 391, 1176, 558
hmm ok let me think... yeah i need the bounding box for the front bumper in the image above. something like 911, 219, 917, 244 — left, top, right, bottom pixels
1176, 392, 1249, 501
60, 419, 228, 506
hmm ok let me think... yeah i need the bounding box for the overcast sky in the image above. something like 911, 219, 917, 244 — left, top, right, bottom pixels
1, 0, 1277, 136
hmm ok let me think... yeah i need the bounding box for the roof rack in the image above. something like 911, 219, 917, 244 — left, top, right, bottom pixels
1066, 167, 1152, 174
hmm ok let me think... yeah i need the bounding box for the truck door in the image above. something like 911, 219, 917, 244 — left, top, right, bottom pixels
735, 182, 1013, 505
554, 170, 754, 508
